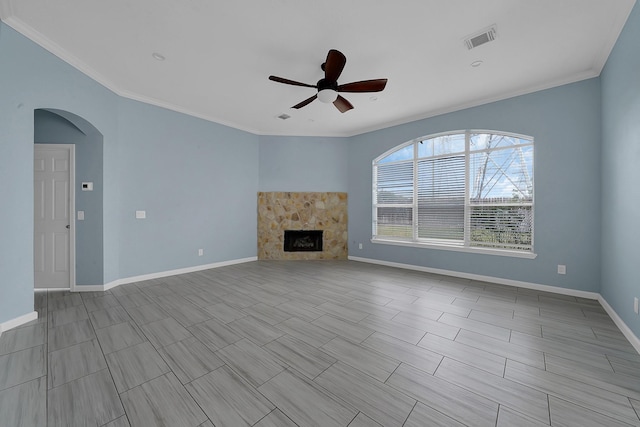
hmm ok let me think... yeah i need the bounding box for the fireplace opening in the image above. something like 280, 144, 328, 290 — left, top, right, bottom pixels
284, 230, 323, 252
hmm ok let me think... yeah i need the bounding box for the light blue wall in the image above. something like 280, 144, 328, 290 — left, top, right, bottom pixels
0, 21, 119, 323
116, 98, 259, 278
0, 21, 259, 324
348, 79, 602, 292
258, 135, 349, 192
34, 109, 105, 286
601, 3, 640, 337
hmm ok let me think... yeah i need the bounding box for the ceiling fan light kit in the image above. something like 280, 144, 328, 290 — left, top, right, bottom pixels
317, 89, 338, 103
269, 49, 387, 113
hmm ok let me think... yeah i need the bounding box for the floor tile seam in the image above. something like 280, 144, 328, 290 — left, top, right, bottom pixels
541, 356, 640, 401
432, 358, 552, 423
536, 333, 639, 360
130, 371, 211, 427
451, 336, 547, 368
0, 364, 47, 393
509, 336, 617, 361
0, 339, 47, 358
360, 328, 428, 348
504, 369, 640, 425
548, 394, 640, 426
382, 362, 496, 425
629, 397, 640, 423
317, 344, 401, 385
269, 366, 361, 417
214, 344, 289, 384
111, 364, 172, 395
416, 339, 507, 376
363, 338, 445, 374
435, 317, 512, 342
315, 374, 414, 427
539, 332, 640, 357
308, 318, 370, 342
80, 299, 133, 424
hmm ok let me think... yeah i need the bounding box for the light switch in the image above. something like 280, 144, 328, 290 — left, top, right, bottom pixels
77, 211, 85, 220
135, 210, 146, 219
81, 182, 93, 191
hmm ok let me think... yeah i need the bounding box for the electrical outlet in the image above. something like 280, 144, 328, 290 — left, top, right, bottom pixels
198, 249, 204, 256
557, 265, 566, 275
358, 243, 363, 249
634, 297, 639, 315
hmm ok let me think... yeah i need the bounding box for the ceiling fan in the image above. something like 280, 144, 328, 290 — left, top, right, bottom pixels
269, 49, 388, 113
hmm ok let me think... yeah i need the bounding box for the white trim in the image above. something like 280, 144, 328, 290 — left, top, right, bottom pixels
598, 296, 640, 355
69, 144, 76, 291
103, 257, 258, 291
69, 285, 104, 292
348, 256, 598, 299
0, 311, 38, 336
371, 238, 537, 259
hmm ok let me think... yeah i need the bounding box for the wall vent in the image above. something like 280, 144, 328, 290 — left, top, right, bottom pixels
464, 25, 497, 50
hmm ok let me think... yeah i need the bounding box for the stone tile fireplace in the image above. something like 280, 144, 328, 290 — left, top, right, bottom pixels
257, 192, 348, 260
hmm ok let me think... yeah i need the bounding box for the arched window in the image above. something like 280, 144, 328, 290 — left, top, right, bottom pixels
372, 131, 534, 256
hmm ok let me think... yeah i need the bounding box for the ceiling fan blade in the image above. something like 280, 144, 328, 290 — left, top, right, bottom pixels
269, 75, 317, 89
292, 94, 317, 109
333, 95, 353, 113
337, 79, 388, 93
324, 49, 347, 82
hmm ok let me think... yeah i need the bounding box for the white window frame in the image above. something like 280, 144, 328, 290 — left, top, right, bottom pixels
372, 130, 536, 259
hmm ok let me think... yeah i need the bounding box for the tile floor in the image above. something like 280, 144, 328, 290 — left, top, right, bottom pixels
1, 260, 640, 426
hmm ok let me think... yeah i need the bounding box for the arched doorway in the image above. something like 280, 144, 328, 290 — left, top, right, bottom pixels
34, 109, 104, 291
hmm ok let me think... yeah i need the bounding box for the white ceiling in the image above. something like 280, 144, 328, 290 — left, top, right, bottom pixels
1, 0, 635, 137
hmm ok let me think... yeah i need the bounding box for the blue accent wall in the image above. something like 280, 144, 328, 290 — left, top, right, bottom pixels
116, 98, 259, 278
348, 79, 602, 292
258, 135, 349, 192
0, 21, 119, 322
601, 2, 640, 337
0, 21, 260, 324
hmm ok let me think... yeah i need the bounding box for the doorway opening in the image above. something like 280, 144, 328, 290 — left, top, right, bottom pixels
34, 109, 104, 291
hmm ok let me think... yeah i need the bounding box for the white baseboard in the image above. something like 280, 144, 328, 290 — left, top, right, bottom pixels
348, 256, 599, 300
597, 296, 640, 355
0, 311, 38, 336
348, 256, 640, 354
103, 257, 258, 291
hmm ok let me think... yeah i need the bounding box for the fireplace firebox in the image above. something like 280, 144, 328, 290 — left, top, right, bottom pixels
284, 230, 323, 252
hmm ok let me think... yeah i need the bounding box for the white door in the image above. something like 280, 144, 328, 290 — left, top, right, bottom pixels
34, 144, 75, 289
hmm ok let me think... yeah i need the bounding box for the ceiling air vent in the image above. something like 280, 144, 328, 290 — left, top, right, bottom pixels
464, 25, 497, 50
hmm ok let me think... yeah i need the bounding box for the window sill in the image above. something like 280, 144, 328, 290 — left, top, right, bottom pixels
371, 238, 537, 259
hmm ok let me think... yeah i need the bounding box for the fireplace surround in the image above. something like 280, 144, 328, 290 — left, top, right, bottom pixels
257, 192, 347, 260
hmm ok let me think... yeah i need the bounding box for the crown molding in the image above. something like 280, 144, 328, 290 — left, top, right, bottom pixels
2, 16, 121, 95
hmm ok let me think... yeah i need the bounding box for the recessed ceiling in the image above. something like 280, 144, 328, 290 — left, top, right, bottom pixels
0, 0, 635, 137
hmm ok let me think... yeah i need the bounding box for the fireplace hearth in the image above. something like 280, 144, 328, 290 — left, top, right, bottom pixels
284, 230, 323, 252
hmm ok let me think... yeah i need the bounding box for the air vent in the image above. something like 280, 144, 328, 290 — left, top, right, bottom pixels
464, 25, 497, 50
277, 113, 291, 120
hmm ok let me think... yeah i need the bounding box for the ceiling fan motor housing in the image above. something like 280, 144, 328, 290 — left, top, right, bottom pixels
317, 78, 338, 91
